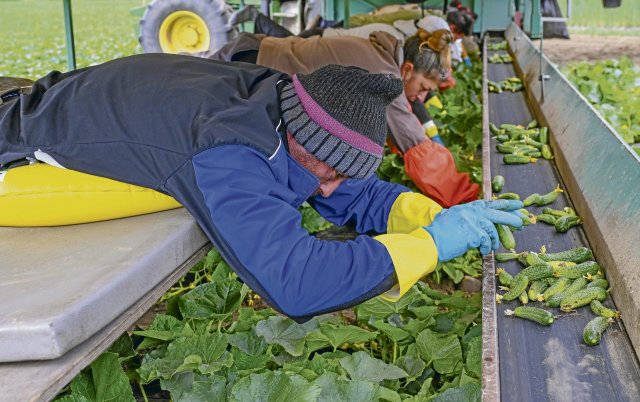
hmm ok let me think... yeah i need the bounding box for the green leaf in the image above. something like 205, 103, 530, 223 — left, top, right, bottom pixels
366, 318, 409, 343
416, 330, 462, 375
134, 314, 184, 349
395, 354, 426, 381
255, 316, 316, 357
54, 395, 91, 402
138, 333, 232, 383
299, 203, 333, 233
227, 306, 276, 333
319, 322, 378, 350
339, 352, 408, 383
107, 334, 135, 361
161, 372, 227, 402
355, 287, 420, 322
430, 382, 481, 402
67, 371, 94, 401
229, 371, 321, 402
91, 353, 135, 402
179, 279, 248, 321
464, 336, 482, 379
228, 329, 268, 355
314, 372, 379, 402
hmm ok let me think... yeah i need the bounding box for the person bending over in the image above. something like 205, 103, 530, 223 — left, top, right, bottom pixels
0, 57, 522, 321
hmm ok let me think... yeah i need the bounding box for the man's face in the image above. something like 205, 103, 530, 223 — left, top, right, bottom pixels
400, 63, 440, 103
287, 133, 347, 198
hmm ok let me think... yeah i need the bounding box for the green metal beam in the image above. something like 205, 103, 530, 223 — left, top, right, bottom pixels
62, 0, 76, 71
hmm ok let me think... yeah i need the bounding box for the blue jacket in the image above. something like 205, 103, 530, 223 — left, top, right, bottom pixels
0, 54, 441, 321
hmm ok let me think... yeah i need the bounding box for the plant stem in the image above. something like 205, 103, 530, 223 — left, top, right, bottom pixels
138, 382, 149, 402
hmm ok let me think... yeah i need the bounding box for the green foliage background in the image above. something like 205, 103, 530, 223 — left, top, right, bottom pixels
0, 0, 140, 78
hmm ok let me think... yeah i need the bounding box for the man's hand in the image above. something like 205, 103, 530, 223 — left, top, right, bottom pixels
424, 204, 523, 262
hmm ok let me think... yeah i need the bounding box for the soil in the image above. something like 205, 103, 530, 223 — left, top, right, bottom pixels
533, 35, 640, 66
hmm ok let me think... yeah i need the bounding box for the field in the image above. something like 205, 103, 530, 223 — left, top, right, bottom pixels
0, 0, 141, 78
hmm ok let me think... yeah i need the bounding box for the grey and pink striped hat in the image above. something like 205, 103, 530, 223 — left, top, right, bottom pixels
279, 64, 403, 179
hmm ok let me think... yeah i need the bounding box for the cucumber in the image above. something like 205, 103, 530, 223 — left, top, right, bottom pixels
526, 119, 539, 129
523, 151, 542, 158
519, 291, 530, 304
546, 277, 588, 307
489, 122, 504, 135
505, 306, 554, 325
523, 193, 542, 207
555, 215, 582, 233
500, 124, 523, 131
537, 185, 563, 205
583, 316, 611, 346
524, 137, 543, 149
560, 287, 607, 312
590, 300, 621, 319
536, 214, 557, 225
496, 134, 510, 142
497, 192, 520, 200
542, 277, 571, 300
496, 224, 516, 250
528, 279, 549, 301
503, 274, 530, 301
496, 267, 513, 286
541, 207, 569, 218
497, 144, 518, 153
539, 246, 594, 263
495, 252, 520, 262
587, 279, 609, 289
541, 144, 553, 159
504, 154, 536, 164
525, 252, 546, 266
492, 175, 505, 192
552, 261, 600, 279
516, 263, 553, 281
546, 260, 577, 269
563, 207, 577, 216
538, 127, 548, 144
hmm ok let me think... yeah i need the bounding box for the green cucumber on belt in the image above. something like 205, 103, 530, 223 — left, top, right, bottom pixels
546, 277, 589, 307
528, 280, 549, 301
497, 192, 520, 200
539, 246, 594, 263
541, 207, 569, 218
526, 119, 539, 129
523, 185, 563, 207
525, 252, 546, 266
541, 144, 553, 159
583, 316, 612, 346
590, 300, 621, 319
519, 291, 529, 304
504, 154, 536, 164
560, 287, 607, 311
587, 279, 609, 289
496, 224, 516, 250
552, 261, 600, 279
538, 127, 549, 144
555, 215, 582, 233
505, 306, 554, 325
536, 214, 557, 225
489, 122, 504, 135
523, 193, 542, 207
496, 267, 514, 286
492, 175, 505, 192
502, 274, 530, 301
495, 252, 520, 262
542, 277, 571, 300
496, 134, 510, 142
516, 263, 553, 281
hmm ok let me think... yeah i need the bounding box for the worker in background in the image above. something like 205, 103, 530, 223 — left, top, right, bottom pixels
0, 56, 524, 321
203, 28, 479, 207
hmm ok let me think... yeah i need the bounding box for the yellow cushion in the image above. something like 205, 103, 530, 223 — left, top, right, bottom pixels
0, 163, 181, 227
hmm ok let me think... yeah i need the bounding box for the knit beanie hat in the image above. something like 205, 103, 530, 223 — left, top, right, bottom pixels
279, 64, 403, 180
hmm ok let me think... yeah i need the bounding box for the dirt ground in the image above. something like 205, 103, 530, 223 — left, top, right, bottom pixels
533, 35, 640, 65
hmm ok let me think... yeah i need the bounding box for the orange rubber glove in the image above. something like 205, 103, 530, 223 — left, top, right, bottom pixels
403, 139, 479, 208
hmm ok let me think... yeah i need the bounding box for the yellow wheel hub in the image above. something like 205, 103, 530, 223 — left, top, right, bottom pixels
159, 11, 210, 54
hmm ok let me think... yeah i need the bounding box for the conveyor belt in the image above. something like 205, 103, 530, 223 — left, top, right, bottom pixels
485, 35, 640, 401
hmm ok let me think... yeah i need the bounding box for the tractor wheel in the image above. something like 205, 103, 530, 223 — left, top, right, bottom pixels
139, 0, 237, 55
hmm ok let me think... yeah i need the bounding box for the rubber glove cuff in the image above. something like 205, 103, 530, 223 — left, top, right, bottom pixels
430, 134, 444, 146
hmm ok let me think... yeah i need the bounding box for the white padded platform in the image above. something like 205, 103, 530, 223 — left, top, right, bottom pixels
0, 209, 209, 362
